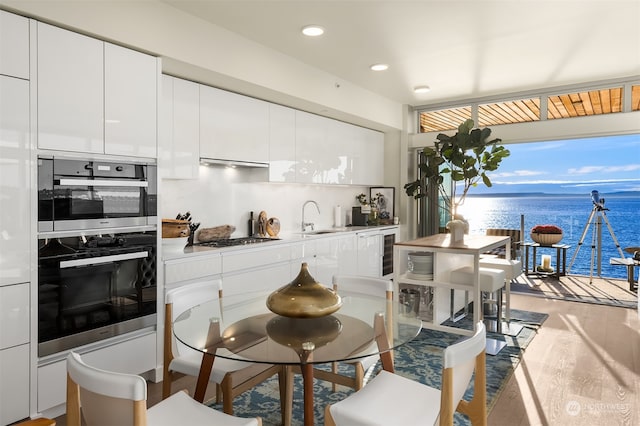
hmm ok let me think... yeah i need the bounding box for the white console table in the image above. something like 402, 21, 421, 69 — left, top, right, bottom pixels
394, 234, 510, 336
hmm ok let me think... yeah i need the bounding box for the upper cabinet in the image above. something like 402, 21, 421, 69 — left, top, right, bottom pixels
268, 103, 296, 182
159, 75, 199, 179
351, 126, 384, 186
294, 110, 328, 183
37, 22, 104, 153
104, 43, 157, 158
0, 76, 30, 287
200, 85, 269, 163
293, 110, 383, 185
36, 22, 157, 158
0, 10, 29, 80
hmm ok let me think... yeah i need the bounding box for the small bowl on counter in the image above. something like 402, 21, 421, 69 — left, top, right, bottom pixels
162, 236, 189, 251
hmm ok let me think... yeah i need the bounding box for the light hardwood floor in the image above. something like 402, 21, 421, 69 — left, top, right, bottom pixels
488, 293, 639, 426
51, 292, 639, 426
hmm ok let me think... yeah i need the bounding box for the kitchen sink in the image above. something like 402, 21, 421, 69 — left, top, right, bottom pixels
303, 227, 350, 235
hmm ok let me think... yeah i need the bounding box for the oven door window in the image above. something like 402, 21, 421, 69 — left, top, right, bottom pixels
53, 180, 146, 220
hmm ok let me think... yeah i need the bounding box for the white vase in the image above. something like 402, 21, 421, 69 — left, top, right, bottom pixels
447, 220, 467, 244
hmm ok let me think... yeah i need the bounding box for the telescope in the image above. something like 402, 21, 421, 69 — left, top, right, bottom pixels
590, 190, 607, 210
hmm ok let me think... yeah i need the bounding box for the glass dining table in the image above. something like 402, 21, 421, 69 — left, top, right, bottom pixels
172, 289, 423, 426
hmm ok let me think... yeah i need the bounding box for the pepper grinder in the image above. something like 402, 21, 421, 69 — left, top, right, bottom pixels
248, 211, 257, 237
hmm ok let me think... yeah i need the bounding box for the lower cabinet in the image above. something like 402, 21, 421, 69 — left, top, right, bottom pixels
0, 282, 30, 424
37, 331, 156, 414
0, 344, 29, 425
356, 230, 383, 278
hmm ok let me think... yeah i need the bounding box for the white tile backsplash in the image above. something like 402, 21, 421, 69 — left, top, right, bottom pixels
160, 165, 368, 238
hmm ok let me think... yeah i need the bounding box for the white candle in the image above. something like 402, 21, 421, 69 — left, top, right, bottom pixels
542, 255, 551, 270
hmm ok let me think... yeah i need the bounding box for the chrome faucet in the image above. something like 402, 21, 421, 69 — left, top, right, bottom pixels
302, 200, 320, 232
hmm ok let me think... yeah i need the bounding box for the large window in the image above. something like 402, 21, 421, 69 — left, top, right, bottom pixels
547, 87, 622, 119
417, 79, 638, 132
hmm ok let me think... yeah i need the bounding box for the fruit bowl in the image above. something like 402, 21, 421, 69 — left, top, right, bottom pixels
530, 232, 563, 245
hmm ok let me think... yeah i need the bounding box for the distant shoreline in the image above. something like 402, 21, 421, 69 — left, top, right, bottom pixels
466, 191, 640, 198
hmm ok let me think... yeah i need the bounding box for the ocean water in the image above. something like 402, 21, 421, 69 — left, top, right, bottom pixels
457, 194, 639, 280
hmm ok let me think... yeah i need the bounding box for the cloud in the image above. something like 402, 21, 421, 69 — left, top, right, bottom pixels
492, 170, 545, 178
492, 177, 640, 186
568, 164, 640, 175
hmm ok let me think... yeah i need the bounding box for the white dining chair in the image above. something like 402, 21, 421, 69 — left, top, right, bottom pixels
325, 322, 487, 426
162, 280, 286, 416
310, 275, 394, 392
66, 351, 261, 426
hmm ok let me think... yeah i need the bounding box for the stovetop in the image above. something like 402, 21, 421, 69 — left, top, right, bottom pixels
193, 237, 277, 248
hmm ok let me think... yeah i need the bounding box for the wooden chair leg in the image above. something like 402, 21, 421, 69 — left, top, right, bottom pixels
331, 361, 338, 392
324, 405, 337, 426
221, 376, 234, 414
456, 351, 488, 426
161, 371, 172, 399
354, 364, 365, 390
65, 374, 81, 426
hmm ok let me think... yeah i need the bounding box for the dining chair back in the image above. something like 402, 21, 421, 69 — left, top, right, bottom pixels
325, 322, 487, 426
310, 275, 393, 392
485, 228, 522, 259
66, 351, 261, 426
162, 280, 285, 417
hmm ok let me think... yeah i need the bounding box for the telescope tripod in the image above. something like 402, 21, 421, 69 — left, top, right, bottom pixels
568, 204, 625, 283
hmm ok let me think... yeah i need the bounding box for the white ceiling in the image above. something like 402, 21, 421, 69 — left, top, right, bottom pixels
163, 0, 640, 108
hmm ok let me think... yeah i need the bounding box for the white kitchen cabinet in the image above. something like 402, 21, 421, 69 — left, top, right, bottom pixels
200, 85, 269, 163
0, 283, 30, 348
313, 233, 359, 284
268, 103, 296, 182
0, 344, 29, 424
0, 76, 30, 286
350, 126, 384, 186
294, 110, 328, 183
104, 43, 157, 158
222, 244, 292, 296
37, 22, 104, 153
356, 229, 383, 278
159, 75, 200, 179
0, 282, 30, 424
0, 10, 29, 80
164, 252, 222, 288
294, 110, 383, 185
37, 22, 158, 157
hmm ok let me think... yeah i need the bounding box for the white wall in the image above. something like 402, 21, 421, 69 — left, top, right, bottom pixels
160, 166, 369, 239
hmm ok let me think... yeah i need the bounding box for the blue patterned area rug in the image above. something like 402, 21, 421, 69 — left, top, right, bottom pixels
209, 309, 547, 426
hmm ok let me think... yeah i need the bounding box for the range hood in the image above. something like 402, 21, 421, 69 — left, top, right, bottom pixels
200, 158, 269, 168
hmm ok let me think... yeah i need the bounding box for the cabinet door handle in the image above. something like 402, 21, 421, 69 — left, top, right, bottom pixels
60, 251, 149, 268
57, 178, 148, 188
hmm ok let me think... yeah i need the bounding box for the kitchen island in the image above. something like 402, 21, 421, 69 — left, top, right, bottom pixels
394, 233, 510, 335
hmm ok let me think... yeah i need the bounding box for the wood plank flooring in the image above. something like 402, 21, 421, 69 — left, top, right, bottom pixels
488, 293, 639, 426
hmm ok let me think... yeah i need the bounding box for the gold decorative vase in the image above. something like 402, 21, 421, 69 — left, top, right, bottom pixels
266, 262, 342, 318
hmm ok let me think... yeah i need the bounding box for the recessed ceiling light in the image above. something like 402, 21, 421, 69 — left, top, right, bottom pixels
302, 25, 325, 36
414, 85, 431, 93
370, 63, 389, 71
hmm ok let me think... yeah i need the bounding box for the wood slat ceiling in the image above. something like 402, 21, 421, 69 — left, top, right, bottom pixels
419, 85, 640, 133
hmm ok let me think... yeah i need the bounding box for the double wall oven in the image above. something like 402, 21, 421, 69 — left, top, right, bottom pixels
37, 157, 158, 357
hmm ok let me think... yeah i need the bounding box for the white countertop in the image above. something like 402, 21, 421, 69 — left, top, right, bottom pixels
162, 225, 399, 261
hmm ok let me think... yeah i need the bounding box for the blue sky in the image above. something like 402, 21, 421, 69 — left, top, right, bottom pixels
476, 134, 640, 195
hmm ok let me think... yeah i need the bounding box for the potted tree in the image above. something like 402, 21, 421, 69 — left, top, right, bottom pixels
404, 119, 510, 240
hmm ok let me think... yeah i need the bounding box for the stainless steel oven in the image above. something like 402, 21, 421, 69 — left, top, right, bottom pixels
38, 157, 157, 232
37, 230, 157, 357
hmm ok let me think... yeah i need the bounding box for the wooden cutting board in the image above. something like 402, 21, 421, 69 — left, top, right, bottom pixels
266, 217, 280, 237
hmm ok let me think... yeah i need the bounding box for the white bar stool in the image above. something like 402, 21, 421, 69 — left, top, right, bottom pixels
480, 258, 524, 336
450, 266, 507, 355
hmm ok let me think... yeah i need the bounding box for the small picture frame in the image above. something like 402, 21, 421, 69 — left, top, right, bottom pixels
370, 187, 395, 223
